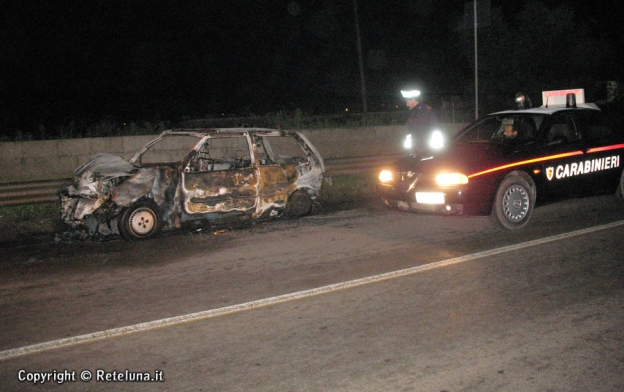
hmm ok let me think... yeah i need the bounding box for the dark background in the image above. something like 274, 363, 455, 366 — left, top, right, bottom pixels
1, 0, 622, 139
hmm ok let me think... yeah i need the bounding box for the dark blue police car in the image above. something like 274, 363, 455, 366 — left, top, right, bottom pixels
377, 89, 624, 229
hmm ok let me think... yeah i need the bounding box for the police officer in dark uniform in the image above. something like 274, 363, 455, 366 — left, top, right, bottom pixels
402, 89, 437, 152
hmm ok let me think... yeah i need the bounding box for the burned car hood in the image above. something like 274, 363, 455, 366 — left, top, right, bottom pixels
71, 153, 140, 197
75, 153, 139, 178
389, 141, 533, 175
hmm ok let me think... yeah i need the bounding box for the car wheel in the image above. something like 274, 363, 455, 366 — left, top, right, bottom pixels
284, 189, 312, 217
491, 174, 535, 230
118, 199, 163, 241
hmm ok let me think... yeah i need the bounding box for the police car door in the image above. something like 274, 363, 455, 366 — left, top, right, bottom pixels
576, 110, 624, 192
540, 111, 586, 197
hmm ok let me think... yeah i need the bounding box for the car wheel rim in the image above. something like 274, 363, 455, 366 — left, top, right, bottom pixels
502, 185, 529, 222
128, 208, 156, 236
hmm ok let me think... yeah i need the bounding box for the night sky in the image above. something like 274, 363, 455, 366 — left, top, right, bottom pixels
1, 1, 622, 137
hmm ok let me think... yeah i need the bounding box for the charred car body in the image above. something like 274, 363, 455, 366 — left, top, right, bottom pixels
378, 89, 624, 229
60, 128, 325, 240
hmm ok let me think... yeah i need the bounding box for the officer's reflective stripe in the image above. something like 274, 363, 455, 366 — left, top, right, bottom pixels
467, 151, 583, 179
587, 143, 624, 153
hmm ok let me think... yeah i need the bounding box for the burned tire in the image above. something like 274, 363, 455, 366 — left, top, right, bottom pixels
284, 189, 312, 217
118, 199, 163, 241
491, 174, 535, 230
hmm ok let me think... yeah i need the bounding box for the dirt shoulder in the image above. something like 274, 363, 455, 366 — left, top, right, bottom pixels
0, 198, 386, 272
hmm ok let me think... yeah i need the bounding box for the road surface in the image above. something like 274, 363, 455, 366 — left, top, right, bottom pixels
1, 195, 623, 391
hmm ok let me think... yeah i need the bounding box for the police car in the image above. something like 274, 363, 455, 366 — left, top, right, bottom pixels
377, 89, 624, 229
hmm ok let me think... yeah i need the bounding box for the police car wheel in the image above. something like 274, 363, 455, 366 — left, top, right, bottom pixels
118, 199, 163, 241
617, 170, 624, 199
491, 175, 535, 230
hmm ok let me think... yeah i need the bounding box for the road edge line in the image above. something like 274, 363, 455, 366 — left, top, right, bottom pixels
2, 220, 623, 361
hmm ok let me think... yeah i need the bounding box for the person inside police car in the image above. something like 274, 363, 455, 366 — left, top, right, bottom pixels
402, 88, 437, 152
502, 118, 518, 140
503, 118, 535, 143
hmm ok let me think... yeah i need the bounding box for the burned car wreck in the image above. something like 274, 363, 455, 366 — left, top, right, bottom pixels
60, 128, 325, 240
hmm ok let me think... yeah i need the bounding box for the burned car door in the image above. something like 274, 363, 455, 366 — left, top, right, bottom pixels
181, 135, 259, 214
253, 132, 325, 217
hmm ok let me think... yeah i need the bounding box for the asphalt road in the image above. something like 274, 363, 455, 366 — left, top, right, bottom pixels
1, 195, 623, 391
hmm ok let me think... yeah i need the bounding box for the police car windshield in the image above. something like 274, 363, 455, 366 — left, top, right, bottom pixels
456, 114, 546, 143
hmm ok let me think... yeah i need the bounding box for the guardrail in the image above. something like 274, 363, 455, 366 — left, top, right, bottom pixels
323, 154, 402, 175
0, 179, 71, 207
0, 155, 402, 207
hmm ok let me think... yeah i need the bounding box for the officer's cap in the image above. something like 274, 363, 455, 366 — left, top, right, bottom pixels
401, 90, 421, 99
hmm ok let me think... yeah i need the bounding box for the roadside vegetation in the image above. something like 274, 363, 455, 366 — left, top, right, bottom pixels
0, 203, 65, 243
0, 110, 416, 142
0, 174, 380, 243
317, 173, 379, 211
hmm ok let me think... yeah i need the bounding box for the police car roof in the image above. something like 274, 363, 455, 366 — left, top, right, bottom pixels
491, 103, 600, 116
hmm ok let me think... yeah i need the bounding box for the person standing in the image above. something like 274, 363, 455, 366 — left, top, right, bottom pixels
401, 89, 437, 152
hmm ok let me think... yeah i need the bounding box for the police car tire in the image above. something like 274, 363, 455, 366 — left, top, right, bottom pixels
491, 174, 535, 230
118, 199, 163, 241
617, 169, 624, 200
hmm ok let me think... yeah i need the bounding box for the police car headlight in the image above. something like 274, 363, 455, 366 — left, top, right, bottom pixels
435, 173, 468, 186
428, 130, 444, 150
379, 170, 394, 183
